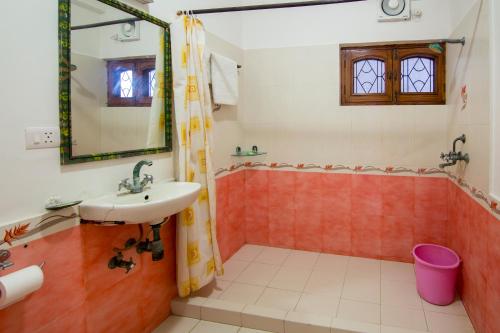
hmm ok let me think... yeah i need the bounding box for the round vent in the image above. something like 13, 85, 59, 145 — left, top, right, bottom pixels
381, 0, 406, 16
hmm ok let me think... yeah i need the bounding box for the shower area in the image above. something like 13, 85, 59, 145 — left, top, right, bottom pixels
168, 0, 498, 332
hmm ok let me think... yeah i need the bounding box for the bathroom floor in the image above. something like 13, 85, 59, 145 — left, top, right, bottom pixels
164, 245, 475, 333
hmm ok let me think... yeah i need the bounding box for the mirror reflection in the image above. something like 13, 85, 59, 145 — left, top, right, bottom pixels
71, 0, 165, 156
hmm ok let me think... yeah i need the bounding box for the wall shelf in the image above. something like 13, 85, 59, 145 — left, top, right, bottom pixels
231, 151, 267, 157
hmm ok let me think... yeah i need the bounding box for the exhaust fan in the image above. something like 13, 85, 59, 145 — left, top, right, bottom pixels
378, 0, 410, 22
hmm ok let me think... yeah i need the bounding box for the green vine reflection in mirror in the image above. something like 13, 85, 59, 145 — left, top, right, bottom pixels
58, 0, 172, 165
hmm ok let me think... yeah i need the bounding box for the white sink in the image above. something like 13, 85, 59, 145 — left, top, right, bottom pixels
79, 182, 201, 224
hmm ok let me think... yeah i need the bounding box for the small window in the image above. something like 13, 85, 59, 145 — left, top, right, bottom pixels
107, 57, 156, 107
341, 43, 445, 105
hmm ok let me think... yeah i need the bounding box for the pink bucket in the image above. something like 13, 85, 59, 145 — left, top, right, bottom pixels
412, 244, 461, 306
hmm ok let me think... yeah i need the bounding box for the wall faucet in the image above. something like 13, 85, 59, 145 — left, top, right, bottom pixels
439, 134, 470, 169
119, 160, 154, 193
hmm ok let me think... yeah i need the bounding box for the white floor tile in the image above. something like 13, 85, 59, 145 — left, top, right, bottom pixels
254, 247, 291, 266
295, 293, 339, 316
337, 299, 381, 325
219, 282, 266, 304
238, 328, 273, 333
241, 304, 286, 333
381, 261, 416, 282
422, 298, 467, 316
268, 266, 311, 291
235, 263, 280, 286
381, 280, 422, 309
346, 257, 381, 281
303, 270, 345, 297
152, 315, 199, 333
171, 297, 208, 319
313, 253, 349, 274
285, 311, 331, 333
191, 320, 240, 333
342, 277, 381, 303
194, 279, 232, 299
220, 259, 251, 281
231, 245, 266, 262
331, 318, 381, 333
381, 326, 428, 333
200, 299, 245, 326
381, 305, 428, 331
425, 311, 475, 333
282, 250, 319, 269
255, 288, 302, 311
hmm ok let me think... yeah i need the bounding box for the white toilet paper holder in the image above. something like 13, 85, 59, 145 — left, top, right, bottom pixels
0, 250, 13, 270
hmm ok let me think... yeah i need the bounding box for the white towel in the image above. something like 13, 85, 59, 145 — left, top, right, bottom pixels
210, 53, 239, 105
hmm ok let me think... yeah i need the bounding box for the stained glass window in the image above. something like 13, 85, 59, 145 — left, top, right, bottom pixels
401, 57, 435, 93
120, 70, 133, 98
149, 69, 156, 97
353, 59, 386, 94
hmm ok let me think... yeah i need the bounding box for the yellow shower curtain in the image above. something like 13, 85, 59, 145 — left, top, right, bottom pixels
171, 15, 223, 297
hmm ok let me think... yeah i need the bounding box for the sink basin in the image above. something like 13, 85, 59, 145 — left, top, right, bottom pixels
79, 182, 201, 224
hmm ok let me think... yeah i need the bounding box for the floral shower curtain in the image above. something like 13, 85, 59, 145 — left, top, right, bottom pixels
171, 15, 223, 297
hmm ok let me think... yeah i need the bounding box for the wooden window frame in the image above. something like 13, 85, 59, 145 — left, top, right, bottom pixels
107, 57, 155, 107
340, 42, 446, 106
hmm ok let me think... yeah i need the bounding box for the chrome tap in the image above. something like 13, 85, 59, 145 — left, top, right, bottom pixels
439, 134, 470, 169
118, 160, 154, 193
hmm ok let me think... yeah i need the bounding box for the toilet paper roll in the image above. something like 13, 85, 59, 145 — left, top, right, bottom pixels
0, 265, 44, 309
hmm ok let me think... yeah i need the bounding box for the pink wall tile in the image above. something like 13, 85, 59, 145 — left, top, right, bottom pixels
216, 176, 231, 261
381, 216, 414, 262
0, 227, 86, 333
294, 172, 323, 252
383, 176, 415, 217
245, 170, 269, 245
227, 171, 246, 257
321, 173, 352, 214
415, 177, 448, 220
351, 214, 382, 258
322, 211, 351, 255
352, 175, 383, 216
268, 171, 296, 248
35, 306, 86, 333
485, 214, 500, 333
414, 217, 447, 245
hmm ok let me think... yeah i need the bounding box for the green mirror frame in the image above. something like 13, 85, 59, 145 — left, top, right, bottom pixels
58, 0, 172, 165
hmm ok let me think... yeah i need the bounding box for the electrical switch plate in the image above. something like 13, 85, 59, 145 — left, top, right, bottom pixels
25, 127, 60, 149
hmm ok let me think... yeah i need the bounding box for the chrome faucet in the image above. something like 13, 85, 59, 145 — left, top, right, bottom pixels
119, 160, 154, 193
439, 134, 470, 169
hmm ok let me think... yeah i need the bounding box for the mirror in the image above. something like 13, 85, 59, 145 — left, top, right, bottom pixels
59, 0, 172, 164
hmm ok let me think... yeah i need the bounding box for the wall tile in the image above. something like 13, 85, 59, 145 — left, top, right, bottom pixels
228, 172, 246, 256
245, 170, 269, 245
381, 216, 414, 262
485, 214, 500, 333
382, 176, 415, 218
268, 171, 295, 248
294, 172, 323, 252
322, 211, 351, 255
415, 177, 448, 220
216, 176, 231, 261
0, 227, 86, 333
352, 175, 383, 216
321, 173, 352, 214
414, 217, 447, 245
351, 214, 382, 259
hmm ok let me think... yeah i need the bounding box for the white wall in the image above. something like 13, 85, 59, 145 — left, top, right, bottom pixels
491, 0, 500, 200
0, 0, 244, 226
446, 0, 491, 193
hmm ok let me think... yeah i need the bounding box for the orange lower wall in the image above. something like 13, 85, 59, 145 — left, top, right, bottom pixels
217, 169, 499, 333
0, 222, 178, 333
2, 171, 497, 333
447, 181, 500, 333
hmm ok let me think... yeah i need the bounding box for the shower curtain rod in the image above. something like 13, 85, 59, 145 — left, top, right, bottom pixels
71, 17, 142, 30
177, 0, 367, 15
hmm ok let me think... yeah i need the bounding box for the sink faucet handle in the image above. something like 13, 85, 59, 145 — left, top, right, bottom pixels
119, 178, 130, 191
145, 174, 153, 183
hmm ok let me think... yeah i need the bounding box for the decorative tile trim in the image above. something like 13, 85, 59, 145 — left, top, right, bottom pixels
215, 162, 499, 219
0, 207, 79, 249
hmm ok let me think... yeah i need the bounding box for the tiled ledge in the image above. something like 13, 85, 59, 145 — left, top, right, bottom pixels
171, 296, 427, 333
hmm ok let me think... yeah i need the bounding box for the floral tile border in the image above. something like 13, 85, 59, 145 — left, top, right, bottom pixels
0, 207, 79, 249
215, 161, 500, 219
